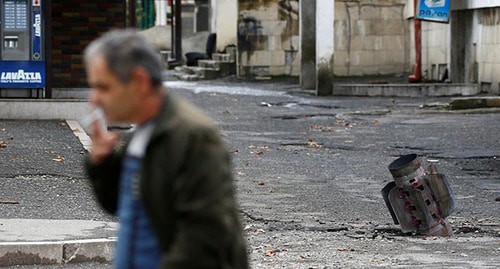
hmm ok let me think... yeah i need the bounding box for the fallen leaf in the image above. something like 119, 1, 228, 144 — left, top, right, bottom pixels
256, 151, 264, 156
310, 124, 335, 132
0, 142, 6, 148
257, 181, 266, 186
252, 229, 266, 235
265, 249, 278, 257
374, 120, 381, 125
335, 120, 351, 127
11, 156, 17, 160
268, 189, 274, 193
52, 155, 64, 162
307, 139, 322, 148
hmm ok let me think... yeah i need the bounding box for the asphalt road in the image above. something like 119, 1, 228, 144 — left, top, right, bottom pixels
1, 77, 498, 268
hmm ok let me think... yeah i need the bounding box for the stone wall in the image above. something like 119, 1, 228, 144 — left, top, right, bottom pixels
334, 0, 409, 76
237, 0, 409, 78
418, 6, 500, 94
238, 0, 300, 77
419, 21, 450, 81
51, 1, 126, 88
478, 7, 500, 94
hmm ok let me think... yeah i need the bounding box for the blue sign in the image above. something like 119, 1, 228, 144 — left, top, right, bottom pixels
32, 2, 43, 60
416, 0, 451, 23
0, 61, 45, 88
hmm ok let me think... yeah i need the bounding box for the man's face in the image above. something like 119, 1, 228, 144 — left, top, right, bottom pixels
86, 56, 139, 123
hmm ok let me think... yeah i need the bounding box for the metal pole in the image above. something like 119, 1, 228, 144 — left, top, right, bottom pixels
409, 0, 422, 82
44, 0, 52, 98
174, 0, 182, 62
129, 0, 137, 27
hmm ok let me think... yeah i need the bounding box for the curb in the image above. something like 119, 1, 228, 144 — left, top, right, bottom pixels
66, 119, 91, 151
0, 99, 89, 120
449, 96, 500, 110
0, 238, 116, 267
0, 122, 114, 267
333, 83, 480, 97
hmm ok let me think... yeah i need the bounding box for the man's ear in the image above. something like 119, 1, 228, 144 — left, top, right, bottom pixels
129, 67, 152, 96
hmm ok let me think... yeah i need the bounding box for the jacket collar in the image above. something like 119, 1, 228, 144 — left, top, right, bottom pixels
149, 93, 178, 141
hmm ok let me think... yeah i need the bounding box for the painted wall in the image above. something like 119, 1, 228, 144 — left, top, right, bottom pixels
155, 0, 169, 26
237, 0, 408, 77
452, 0, 500, 10
334, 0, 409, 76
238, 0, 300, 76
216, 0, 238, 52
417, 6, 500, 94
418, 20, 450, 81
233, 0, 500, 94
477, 7, 500, 94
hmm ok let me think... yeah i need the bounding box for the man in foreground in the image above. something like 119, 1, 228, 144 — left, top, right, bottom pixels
84, 29, 248, 269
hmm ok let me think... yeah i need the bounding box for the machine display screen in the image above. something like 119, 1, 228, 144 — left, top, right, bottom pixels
4, 0, 28, 30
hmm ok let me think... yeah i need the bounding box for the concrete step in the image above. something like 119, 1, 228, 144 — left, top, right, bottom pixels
173, 72, 202, 81
202, 68, 220, 80
174, 65, 223, 81
198, 60, 236, 77
212, 53, 235, 63
449, 96, 500, 110
174, 66, 196, 75
333, 83, 480, 97
198, 60, 218, 69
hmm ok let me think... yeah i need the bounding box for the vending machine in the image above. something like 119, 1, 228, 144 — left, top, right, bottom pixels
0, 0, 44, 90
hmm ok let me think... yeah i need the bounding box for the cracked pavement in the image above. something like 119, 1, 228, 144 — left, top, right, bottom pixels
1, 77, 499, 268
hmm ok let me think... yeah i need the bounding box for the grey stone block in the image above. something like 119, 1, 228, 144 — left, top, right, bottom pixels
0, 242, 63, 267
63, 239, 115, 264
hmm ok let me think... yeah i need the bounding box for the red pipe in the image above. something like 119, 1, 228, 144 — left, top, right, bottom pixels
409, 0, 422, 83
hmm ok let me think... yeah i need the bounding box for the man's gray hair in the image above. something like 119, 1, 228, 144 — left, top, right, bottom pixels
84, 29, 163, 87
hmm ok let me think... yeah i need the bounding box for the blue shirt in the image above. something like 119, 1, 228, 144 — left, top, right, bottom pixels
114, 122, 162, 269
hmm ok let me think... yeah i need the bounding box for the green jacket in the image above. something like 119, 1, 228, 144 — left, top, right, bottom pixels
85, 94, 248, 269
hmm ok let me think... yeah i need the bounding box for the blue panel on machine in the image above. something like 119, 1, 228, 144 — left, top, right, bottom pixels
0, 61, 45, 88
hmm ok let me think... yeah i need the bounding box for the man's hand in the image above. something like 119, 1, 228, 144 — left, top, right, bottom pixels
89, 119, 119, 165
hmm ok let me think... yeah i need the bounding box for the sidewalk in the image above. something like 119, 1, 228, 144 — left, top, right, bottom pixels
0, 219, 116, 267
0, 120, 116, 267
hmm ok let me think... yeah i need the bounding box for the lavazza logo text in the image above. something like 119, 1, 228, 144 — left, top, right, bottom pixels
1, 70, 42, 83
34, 14, 42, 37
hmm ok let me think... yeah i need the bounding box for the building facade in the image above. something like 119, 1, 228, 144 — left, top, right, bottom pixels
418, 0, 500, 94
210, 0, 500, 95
